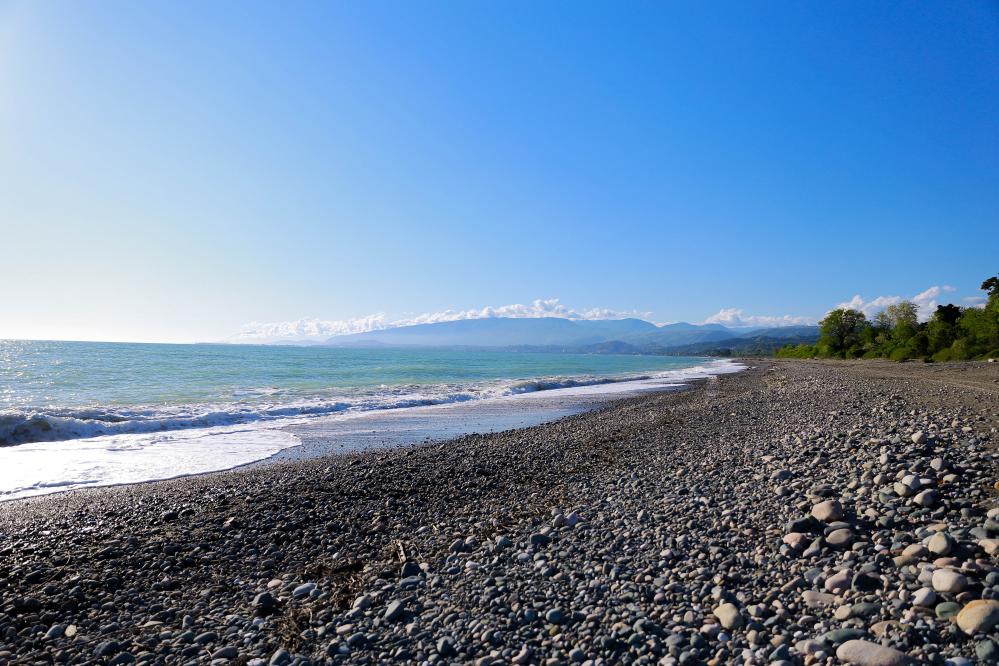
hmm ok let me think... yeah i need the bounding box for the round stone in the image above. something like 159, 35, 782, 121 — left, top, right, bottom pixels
928, 532, 954, 556
812, 499, 844, 523
912, 587, 937, 607
931, 568, 968, 594
827, 528, 854, 548
836, 639, 911, 666
936, 602, 962, 619
713, 603, 743, 630
956, 600, 999, 636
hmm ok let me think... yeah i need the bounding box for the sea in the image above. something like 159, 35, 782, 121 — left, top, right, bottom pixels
0, 340, 743, 499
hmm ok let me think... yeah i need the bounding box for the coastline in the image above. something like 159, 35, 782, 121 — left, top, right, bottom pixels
0, 359, 743, 501
1, 360, 997, 665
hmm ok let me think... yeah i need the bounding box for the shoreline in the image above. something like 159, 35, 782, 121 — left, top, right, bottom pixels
1, 360, 997, 665
0, 359, 742, 501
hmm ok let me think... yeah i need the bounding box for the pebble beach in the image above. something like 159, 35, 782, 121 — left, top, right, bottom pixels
1, 359, 998, 665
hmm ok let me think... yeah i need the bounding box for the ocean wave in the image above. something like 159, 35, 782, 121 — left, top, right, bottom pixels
0, 360, 742, 446
501, 374, 654, 394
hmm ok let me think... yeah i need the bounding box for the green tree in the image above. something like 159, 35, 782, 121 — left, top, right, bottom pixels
818, 309, 869, 358
777, 272, 999, 362
934, 304, 962, 326
884, 301, 919, 342
982, 275, 999, 302
926, 305, 962, 356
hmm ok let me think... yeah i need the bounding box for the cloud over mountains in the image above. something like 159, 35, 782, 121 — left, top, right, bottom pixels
229, 285, 969, 344
229, 299, 652, 343
703, 309, 814, 328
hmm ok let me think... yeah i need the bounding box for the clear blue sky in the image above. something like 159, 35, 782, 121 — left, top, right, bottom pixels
2, 1, 997, 342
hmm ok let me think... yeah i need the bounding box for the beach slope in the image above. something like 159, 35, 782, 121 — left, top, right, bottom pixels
1, 360, 997, 664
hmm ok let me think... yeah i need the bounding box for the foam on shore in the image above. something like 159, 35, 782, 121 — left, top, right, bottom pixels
0, 361, 742, 446
0, 359, 744, 500
0, 426, 301, 500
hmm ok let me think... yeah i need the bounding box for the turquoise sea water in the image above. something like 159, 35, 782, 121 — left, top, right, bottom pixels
0, 340, 715, 445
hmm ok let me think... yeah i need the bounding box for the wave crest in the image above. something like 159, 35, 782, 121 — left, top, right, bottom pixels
0, 360, 742, 446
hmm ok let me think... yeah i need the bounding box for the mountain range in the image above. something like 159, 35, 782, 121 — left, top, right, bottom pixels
324, 317, 818, 356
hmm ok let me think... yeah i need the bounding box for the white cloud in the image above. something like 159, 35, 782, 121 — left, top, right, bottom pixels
227, 315, 389, 343
837, 285, 956, 321
229, 298, 652, 343
397, 298, 650, 325
703, 308, 814, 328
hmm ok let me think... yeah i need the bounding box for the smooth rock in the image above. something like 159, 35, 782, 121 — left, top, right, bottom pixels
713, 603, 743, 630
913, 489, 937, 507
836, 639, 911, 666
932, 568, 968, 594
812, 499, 844, 523
936, 602, 962, 619
384, 599, 405, 621
912, 587, 937, 607
825, 570, 853, 593
292, 582, 316, 599
827, 528, 854, 548
956, 599, 999, 635
928, 532, 955, 556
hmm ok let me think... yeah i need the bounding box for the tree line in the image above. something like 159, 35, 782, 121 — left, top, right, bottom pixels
777, 273, 999, 361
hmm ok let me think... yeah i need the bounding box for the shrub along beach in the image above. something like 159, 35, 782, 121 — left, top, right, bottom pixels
778, 275, 999, 362
1, 360, 997, 665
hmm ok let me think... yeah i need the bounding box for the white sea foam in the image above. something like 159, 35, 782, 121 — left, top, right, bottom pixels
507, 359, 744, 397
0, 360, 744, 446
0, 359, 743, 500
0, 425, 300, 500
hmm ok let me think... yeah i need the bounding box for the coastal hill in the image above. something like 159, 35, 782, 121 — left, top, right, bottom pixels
325, 317, 818, 355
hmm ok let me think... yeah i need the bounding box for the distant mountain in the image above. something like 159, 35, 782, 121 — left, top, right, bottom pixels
326, 316, 818, 355
665, 330, 821, 357
623, 322, 737, 349
329, 317, 609, 348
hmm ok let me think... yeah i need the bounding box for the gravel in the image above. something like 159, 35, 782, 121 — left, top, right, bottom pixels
0, 359, 997, 664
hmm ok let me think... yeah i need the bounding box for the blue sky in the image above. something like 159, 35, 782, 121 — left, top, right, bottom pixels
1, 1, 997, 342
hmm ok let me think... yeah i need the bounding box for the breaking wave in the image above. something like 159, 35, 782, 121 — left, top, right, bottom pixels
0, 360, 742, 446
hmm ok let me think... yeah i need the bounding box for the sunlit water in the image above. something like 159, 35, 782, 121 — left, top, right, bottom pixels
0, 340, 741, 498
